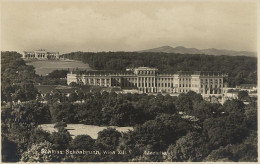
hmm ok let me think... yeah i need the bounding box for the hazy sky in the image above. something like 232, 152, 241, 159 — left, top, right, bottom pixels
1, 1, 257, 54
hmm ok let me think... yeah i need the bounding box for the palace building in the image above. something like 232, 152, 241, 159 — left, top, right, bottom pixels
22, 49, 60, 59
67, 67, 227, 97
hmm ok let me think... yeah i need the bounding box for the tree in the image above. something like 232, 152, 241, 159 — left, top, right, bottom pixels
237, 91, 249, 101
166, 132, 210, 162
203, 113, 248, 149
231, 131, 257, 162
203, 145, 235, 162
175, 91, 203, 114
47, 70, 69, 79
49, 103, 76, 123
28, 128, 51, 148
69, 82, 78, 87
77, 91, 85, 102
50, 128, 72, 150
2, 136, 20, 162
70, 135, 95, 150
175, 93, 193, 112
94, 128, 122, 151
192, 101, 214, 121
244, 102, 257, 130
131, 114, 191, 151
94, 128, 124, 162
23, 83, 39, 101
65, 135, 96, 162
103, 102, 142, 126
21, 141, 62, 162
68, 92, 78, 102
223, 99, 245, 113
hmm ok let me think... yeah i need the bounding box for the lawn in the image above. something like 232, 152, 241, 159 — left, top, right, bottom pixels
26, 59, 92, 76
39, 124, 133, 139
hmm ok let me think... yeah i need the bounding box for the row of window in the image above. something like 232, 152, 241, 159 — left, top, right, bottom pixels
201, 89, 222, 94
201, 79, 222, 82
77, 77, 223, 89
201, 84, 222, 88
138, 71, 155, 75
179, 78, 191, 81
179, 84, 191, 87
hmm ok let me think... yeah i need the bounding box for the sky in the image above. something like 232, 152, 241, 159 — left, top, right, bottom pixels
1, 1, 257, 54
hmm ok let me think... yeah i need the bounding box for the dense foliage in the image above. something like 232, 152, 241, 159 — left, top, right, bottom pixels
63, 51, 257, 86
2, 92, 257, 162
1, 51, 257, 162
47, 92, 177, 126
1, 51, 66, 103
47, 70, 69, 79
1, 51, 39, 103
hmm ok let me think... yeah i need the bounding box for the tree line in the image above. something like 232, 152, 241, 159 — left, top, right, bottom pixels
2, 95, 257, 162
63, 51, 257, 87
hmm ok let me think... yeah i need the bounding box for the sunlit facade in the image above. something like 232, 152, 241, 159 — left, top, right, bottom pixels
22, 49, 60, 59
67, 67, 227, 97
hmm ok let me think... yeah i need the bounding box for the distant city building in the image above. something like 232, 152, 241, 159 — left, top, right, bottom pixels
67, 67, 227, 98
22, 49, 61, 59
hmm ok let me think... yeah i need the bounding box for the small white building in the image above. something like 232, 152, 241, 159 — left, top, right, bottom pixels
22, 49, 61, 60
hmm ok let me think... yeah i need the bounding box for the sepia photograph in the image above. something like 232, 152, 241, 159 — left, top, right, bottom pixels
1, 0, 258, 162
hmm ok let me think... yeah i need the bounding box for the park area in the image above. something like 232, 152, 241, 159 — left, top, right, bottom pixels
26, 59, 92, 76
39, 124, 133, 139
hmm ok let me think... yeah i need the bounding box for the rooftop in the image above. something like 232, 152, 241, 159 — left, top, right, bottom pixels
70, 70, 135, 75
69, 67, 227, 77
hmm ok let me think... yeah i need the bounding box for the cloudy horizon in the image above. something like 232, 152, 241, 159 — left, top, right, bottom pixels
1, 1, 257, 54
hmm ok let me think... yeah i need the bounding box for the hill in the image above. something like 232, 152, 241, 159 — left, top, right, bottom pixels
139, 46, 257, 57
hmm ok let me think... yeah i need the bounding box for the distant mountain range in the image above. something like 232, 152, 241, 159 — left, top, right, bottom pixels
138, 46, 257, 57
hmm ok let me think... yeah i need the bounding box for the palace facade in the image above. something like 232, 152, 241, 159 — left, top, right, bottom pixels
67, 67, 227, 97
22, 49, 60, 59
